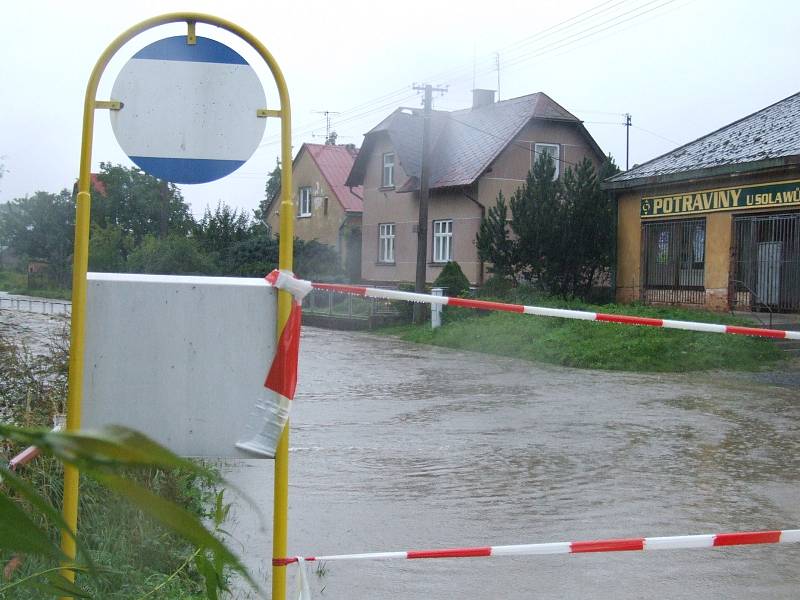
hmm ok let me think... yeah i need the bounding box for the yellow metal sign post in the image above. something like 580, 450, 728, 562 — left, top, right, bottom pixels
64, 13, 293, 599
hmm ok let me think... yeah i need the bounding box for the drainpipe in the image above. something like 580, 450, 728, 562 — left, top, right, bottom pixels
463, 190, 486, 286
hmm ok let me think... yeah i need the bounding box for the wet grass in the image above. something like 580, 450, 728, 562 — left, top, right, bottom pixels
0, 269, 71, 299
377, 297, 785, 372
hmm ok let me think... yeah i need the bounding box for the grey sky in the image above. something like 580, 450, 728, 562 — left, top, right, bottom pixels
1, 0, 799, 217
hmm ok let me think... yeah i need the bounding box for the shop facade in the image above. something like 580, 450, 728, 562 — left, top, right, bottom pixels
605, 92, 800, 312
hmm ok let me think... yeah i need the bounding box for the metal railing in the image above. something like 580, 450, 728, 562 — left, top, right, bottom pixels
302, 287, 400, 320
731, 213, 800, 313
0, 296, 72, 316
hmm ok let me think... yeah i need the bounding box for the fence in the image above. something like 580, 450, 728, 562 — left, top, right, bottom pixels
0, 296, 71, 316
302, 287, 401, 328
731, 212, 800, 312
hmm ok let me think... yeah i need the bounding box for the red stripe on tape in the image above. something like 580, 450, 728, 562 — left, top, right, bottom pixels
407, 546, 492, 559
448, 297, 525, 313
313, 283, 367, 296
725, 325, 786, 339
571, 538, 645, 553
596, 313, 663, 327
264, 302, 302, 400
272, 557, 298, 566
714, 531, 781, 546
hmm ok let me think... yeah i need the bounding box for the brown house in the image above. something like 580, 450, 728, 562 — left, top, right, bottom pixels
605, 91, 800, 312
265, 143, 363, 280
346, 90, 605, 285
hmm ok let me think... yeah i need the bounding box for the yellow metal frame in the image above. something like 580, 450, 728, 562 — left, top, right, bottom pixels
65, 13, 293, 599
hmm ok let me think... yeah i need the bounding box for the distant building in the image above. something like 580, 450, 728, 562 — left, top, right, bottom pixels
346, 90, 605, 285
265, 143, 363, 281
605, 91, 800, 312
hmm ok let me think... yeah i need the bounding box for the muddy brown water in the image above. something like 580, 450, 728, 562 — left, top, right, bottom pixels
223, 326, 800, 599
2, 308, 798, 598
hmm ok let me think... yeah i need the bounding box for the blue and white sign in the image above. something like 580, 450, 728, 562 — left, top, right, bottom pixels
110, 36, 267, 184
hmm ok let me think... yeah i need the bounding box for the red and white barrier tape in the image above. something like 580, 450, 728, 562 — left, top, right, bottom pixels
310, 281, 800, 340
274, 528, 800, 565
8, 422, 63, 471
235, 270, 312, 458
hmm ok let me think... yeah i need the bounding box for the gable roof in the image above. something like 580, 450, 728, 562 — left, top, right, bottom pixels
302, 143, 363, 213
605, 91, 800, 189
346, 92, 604, 190
266, 143, 363, 215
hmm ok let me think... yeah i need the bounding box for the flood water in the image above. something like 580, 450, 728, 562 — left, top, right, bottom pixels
223, 326, 800, 599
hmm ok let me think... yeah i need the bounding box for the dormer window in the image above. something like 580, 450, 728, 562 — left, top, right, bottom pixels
382, 153, 395, 188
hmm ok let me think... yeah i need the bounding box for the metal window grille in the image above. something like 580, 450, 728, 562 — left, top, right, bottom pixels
641, 218, 706, 305
731, 212, 800, 312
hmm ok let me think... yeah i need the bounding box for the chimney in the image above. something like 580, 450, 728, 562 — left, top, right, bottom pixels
472, 89, 496, 109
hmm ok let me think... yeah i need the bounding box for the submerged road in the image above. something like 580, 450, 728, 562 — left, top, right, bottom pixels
224, 326, 800, 599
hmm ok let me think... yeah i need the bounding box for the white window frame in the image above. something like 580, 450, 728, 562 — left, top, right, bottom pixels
382, 153, 395, 188
378, 223, 395, 263
533, 143, 560, 179
432, 219, 453, 263
298, 187, 312, 217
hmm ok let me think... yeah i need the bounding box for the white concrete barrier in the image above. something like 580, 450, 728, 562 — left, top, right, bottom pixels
83, 273, 277, 458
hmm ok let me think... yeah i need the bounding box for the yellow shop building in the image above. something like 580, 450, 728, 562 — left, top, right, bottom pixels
605, 91, 800, 313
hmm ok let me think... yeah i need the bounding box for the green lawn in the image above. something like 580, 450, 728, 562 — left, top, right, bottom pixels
378, 300, 784, 372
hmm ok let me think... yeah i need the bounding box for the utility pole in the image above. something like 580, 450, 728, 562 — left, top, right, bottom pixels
624, 113, 632, 170
412, 83, 447, 323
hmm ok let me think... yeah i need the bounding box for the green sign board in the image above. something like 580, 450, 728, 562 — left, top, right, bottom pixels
640, 179, 800, 218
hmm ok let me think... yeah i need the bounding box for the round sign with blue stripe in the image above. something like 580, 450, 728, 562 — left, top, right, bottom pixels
110, 36, 267, 184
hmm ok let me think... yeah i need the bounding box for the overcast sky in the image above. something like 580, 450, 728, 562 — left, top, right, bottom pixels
2, 0, 799, 217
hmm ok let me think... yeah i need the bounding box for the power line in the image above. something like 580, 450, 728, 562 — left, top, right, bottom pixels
257, 0, 687, 156
632, 124, 680, 145
257, 0, 647, 149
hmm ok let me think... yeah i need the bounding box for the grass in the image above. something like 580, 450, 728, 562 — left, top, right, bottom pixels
0, 269, 71, 300
1, 323, 221, 598
377, 292, 785, 372
1, 458, 218, 599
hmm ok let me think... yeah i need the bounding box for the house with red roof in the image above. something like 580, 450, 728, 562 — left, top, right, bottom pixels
265, 142, 363, 280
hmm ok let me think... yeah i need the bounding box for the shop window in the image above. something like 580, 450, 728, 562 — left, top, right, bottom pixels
642, 218, 706, 304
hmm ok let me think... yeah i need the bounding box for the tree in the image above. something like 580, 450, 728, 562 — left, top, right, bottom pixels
476, 192, 520, 282
477, 153, 619, 299
193, 201, 251, 270
126, 234, 214, 275
93, 163, 193, 243
510, 152, 564, 284
0, 190, 74, 283
88, 224, 132, 272
255, 158, 281, 223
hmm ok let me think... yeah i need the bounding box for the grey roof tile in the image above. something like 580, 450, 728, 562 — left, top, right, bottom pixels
607, 91, 800, 184
347, 92, 599, 190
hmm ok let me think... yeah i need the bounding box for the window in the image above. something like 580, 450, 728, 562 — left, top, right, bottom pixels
378, 223, 395, 263
298, 187, 311, 217
382, 153, 395, 188
642, 218, 706, 304
533, 143, 560, 179
433, 219, 453, 263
